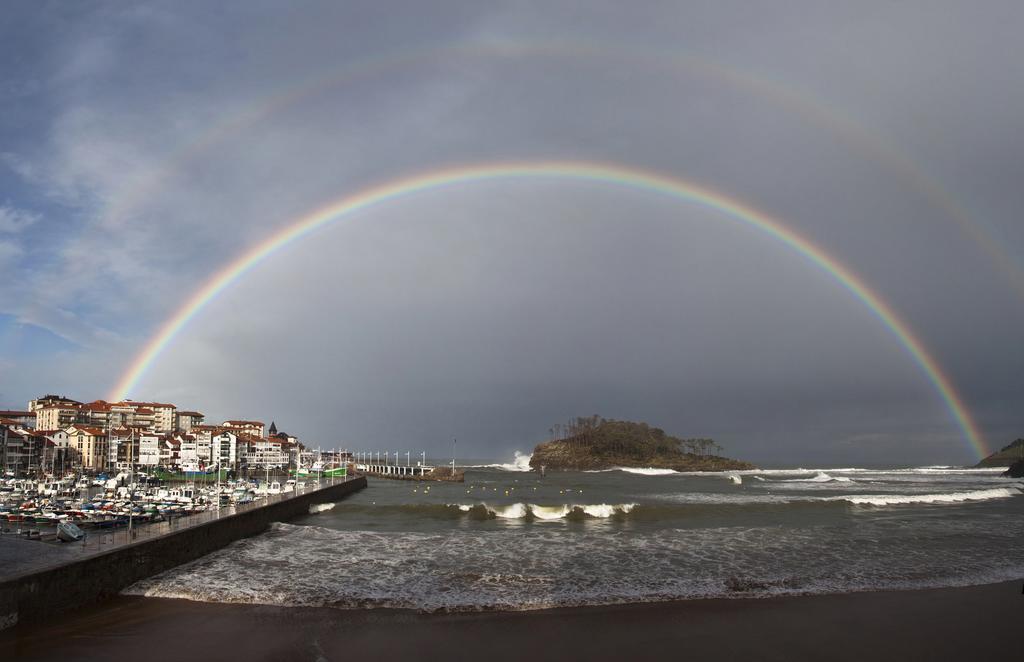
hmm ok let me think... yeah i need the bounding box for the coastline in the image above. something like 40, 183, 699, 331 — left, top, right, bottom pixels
3, 579, 1020, 661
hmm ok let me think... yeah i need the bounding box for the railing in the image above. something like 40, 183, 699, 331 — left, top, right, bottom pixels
0, 474, 354, 558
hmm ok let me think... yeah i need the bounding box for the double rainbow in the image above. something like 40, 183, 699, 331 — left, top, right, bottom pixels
109, 161, 987, 458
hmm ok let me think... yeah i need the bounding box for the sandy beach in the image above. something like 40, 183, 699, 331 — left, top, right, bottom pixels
3, 579, 1021, 661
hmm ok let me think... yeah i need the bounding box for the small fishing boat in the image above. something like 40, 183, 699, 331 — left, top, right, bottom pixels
56, 521, 85, 542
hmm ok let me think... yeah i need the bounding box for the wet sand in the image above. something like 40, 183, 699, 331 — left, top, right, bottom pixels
3, 580, 1022, 661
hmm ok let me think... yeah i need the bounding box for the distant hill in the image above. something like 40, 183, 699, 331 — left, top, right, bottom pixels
529, 417, 755, 472
976, 439, 1024, 467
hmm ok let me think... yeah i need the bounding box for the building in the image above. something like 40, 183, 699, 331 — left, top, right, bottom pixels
160, 437, 180, 467
223, 420, 265, 438
35, 405, 80, 431
65, 425, 109, 471
138, 433, 162, 467
29, 394, 81, 412
1, 421, 44, 474
237, 433, 291, 469
0, 410, 36, 428
176, 410, 204, 433
212, 430, 239, 469
37, 429, 73, 474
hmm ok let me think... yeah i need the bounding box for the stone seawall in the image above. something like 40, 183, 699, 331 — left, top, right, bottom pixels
0, 476, 366, 630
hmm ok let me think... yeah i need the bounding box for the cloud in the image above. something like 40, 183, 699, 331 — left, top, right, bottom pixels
0, 239, 21, 261
0, 205, 39, 233
1, 1, 1022, 464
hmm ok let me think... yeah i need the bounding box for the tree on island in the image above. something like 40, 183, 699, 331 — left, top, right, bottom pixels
531, 417, 753, 471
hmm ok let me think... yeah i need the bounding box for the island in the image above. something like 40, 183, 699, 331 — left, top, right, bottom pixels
974, 438, 1024, 468
528, 417, 756, 472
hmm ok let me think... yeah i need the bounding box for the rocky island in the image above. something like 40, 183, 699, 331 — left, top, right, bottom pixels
529, 417, 756, 472
974, 438, 1024, 468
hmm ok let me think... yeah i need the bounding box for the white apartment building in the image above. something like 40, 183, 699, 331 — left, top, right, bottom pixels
213, 431, 239, 469
138, 433, 161, 467
36, 406, 79, 431
223, 420, 265, 438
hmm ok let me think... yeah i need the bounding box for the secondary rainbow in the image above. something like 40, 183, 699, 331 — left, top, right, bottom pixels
108, 161, 987, 458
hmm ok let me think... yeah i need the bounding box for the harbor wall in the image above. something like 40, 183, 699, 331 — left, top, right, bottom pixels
0, 476, 366, 630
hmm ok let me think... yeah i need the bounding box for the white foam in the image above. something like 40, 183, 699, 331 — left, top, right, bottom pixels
308, 503, 336, 514
580, 504, 636, 518
125, 520, 1024, 612
787, 472, 852, 483
475, 451, 534, 472
449, 502, 638, 519
490, 503, 529, 519
843, 487, 1021, 506
615, 467, 678, 475
531, 505, 571, 520
727, 474, 742, 485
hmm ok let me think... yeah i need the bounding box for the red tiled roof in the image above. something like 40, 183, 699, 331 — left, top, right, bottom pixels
69, 425, 106, 436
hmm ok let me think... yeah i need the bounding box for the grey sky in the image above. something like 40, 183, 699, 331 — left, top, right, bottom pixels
1, 1, 1022, 465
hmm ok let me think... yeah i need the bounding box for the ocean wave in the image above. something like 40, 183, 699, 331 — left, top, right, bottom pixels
842, 487, 1021, 506
450, 502, 637, 520
785, 472, 853, 483
470, 451, 533, 472
308, 503, 336, 514
651, 485, 1022, 507
125, 521, 1024, 612
615, 467, 678, 475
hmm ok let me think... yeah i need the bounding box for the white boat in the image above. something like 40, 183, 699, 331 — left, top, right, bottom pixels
56, 521, 85, 542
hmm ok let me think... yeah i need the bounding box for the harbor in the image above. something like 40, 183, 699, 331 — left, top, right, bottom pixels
0, 473, 366, 630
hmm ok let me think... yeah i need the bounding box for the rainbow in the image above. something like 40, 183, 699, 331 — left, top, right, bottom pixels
108, 161, 987, 458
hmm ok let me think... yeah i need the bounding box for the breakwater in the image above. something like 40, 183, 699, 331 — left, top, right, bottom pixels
358, 463, 465, 482
0, 475, 366, 630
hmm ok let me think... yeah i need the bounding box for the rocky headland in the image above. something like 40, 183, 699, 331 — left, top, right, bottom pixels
975, 438, 1024, 468
528, 417, 755, 472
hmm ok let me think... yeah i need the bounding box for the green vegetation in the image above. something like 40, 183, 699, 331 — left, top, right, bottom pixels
976, 438, 1024, 467
529, 416, 755, 472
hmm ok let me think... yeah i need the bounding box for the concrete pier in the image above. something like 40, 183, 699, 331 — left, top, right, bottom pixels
0, 475, 366, 630
357, 462, 434, 477
356, 463, 464, 482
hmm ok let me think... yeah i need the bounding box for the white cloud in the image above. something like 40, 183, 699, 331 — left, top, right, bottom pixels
0, 205, 40, 233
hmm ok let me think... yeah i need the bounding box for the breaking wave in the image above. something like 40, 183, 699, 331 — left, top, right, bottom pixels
842, 487, 1021, 506
652, 485, 1022, 507
615, 467, 678, 476
787, 472, 853, 483
125, 519, 1024, 612
308, 503, 336, 514
471, 451, 533, 472
452, 502, 636, 520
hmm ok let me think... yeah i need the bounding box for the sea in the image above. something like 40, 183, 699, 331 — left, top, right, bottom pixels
125, 453, 1024, 612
